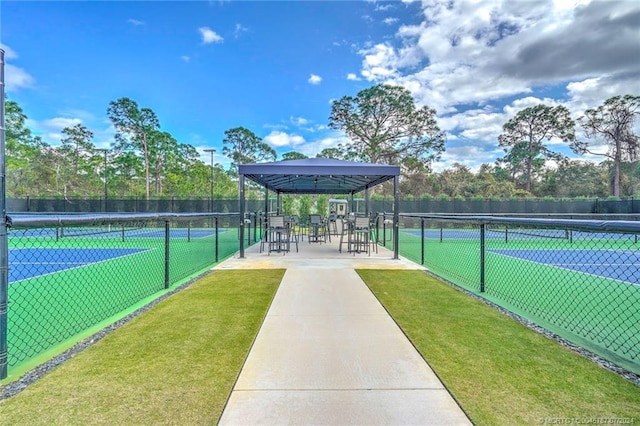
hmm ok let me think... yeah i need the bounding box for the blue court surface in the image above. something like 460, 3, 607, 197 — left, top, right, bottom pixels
403, 228, 639, 241
403, 229, 570, 240
9, 248, 149, 282
133, 229, 225, 238
10, 228, 224, 239
489, 249, 640, 285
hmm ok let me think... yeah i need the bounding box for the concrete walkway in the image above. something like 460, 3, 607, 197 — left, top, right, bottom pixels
216, 239, 471, 425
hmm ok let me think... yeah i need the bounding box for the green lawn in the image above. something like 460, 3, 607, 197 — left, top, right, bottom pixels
0, 269, 283, 425
360, 269, 640, 425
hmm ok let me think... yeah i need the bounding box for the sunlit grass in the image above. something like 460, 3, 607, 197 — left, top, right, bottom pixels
0, 270, 283, 425
360, 269, 640, 424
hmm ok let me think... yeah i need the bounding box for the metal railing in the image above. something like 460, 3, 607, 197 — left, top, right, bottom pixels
397, 213, 640, 375
0, 212, 256, 379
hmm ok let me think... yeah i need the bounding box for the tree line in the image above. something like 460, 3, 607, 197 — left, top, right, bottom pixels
5, 87, 639, 202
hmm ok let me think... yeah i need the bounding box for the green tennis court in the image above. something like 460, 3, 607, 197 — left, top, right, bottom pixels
398, 228, 640, 374
6, 226, 242, 370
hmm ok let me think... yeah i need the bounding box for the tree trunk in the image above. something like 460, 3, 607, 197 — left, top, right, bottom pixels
613, 158, 621, 197
525, 158, 532, 192
142, 135, 150, 202
526, 135, 533, 192
613, 139, 622, 197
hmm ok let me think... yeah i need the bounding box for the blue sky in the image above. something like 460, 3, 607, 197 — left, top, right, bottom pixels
2, 0, 639, 171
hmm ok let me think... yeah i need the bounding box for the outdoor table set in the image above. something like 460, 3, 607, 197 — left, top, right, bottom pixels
338, 214, 377, 255
261, 215, 299, 255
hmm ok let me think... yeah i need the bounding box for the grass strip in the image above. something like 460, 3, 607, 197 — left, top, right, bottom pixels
359, 269, 640, 425
0, 269, 283, 425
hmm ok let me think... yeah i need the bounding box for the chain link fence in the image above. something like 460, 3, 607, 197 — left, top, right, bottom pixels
1, 212, 253, 378
397, 214, 640, 375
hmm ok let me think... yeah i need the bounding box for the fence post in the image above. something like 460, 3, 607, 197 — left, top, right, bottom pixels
246, 214, 251, 246
382, 212, 388, 247
382, 213, 387, 247
480, 223, 485, 293
0, 48, 8, 379
421, 218, 425, 265
164, 220, 170, 289
215, 216, 219, 263
252, 212, 256, 243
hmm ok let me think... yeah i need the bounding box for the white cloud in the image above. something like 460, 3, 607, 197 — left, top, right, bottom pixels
565, 76, 640, 114
308, 74, 322, 85
383, 17, 399, 25
307, 124, 329, 133
234, 23, 248, 38
5, 64, 35, 92
444, 109, 505, 143
26, 116, 84, 145
42, 117, 83, 129
358, 0, 640, 115
360, 43, 398, 80
2, 44, 36, 92
290, 116, 309, 126
347, 73, 361, 81
375, 4, 395, 12
199, 27, 223, 44
58, 108, 96, 123
24, 110, 117, 148
295, 134, 350, 158
0, 44, 17, 59
127, 18, 145, 26
264, 130, 306, 148
181, 55, 191, 62
434, 144, 506, 172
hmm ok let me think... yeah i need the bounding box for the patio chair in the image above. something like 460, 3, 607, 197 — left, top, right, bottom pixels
328, 212, 339, 236
259, 213, 270, 253
267, 215, 289, 254
291, 214, 306, 242
308, 214, 327, 243
284, 215, 299, 252
338, 216, 353, 253
352, 215, 375, 255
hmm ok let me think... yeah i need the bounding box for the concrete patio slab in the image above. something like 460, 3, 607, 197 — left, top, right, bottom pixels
215, 236, 424, 270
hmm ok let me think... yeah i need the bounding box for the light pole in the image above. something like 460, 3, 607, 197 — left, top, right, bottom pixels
96, 149, 108, 212
203, 149, 216, 212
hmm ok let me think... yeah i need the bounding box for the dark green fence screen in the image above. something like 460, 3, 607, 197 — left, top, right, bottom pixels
9, 197, 640, 215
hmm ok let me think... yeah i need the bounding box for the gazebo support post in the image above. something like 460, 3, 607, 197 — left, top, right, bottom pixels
365, 187, 370, 216
277, 192, 281, 214
239, 174, 245, 258
393, 175, 399, 259
349, 192, 355, 214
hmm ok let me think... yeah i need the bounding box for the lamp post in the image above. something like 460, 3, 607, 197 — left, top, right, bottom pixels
96, 149, 108, 212
203, 149, 216, 212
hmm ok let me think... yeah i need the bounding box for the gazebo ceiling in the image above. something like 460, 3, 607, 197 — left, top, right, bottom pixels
239, 158, 400, 194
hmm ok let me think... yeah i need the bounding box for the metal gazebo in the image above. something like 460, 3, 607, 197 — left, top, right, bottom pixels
238, 158, 400, 258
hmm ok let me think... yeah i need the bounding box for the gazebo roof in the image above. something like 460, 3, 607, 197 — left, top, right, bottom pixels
239, 158, 400, 194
